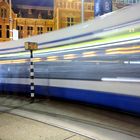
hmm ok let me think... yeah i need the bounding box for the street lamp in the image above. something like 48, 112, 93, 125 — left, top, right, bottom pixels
9, 0, 13, 40
81, 0, 84, 23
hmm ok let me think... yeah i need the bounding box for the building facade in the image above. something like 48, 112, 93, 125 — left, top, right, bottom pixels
113, 0, 140, 10
54, 0, 94, 30
14, 4, 54, 39
0, 0, 54, 41
114, 0, 140, 4
0, 0, 95, 42
1, 0, 140, 42
0, 0, 17, 41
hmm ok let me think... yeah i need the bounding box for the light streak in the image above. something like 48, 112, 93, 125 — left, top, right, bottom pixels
32, 58, 42, 62
0, 59, 27, 64
106, 50, 140, 55
47, 56, 58, 61
64, 54, 77, 60
82, 51, 96, 57
106, 46, 140, 52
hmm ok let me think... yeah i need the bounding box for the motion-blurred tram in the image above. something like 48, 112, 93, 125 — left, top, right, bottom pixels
0, 4, 140, 114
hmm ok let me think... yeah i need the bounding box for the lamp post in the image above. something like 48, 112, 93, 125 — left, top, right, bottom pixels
9, 0, 13, 40
81, 0, 84, 23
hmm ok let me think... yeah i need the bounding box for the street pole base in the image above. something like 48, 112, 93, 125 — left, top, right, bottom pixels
30, 97, 35, 103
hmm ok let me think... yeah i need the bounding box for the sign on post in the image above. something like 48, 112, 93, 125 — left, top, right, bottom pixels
24, 42, 38, 102
25, 42, 38, 50
94, 0, 112, 17
13, 29, 19, 40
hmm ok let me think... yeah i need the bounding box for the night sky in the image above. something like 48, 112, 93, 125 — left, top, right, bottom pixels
12, 0, 54, 7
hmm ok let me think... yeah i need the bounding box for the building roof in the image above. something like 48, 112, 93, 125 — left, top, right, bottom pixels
12, 0, 54, 7
12, 0, 53, 19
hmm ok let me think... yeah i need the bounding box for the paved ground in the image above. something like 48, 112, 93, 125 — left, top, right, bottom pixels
0, 113, 91, 140
0, 95, 140, 140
